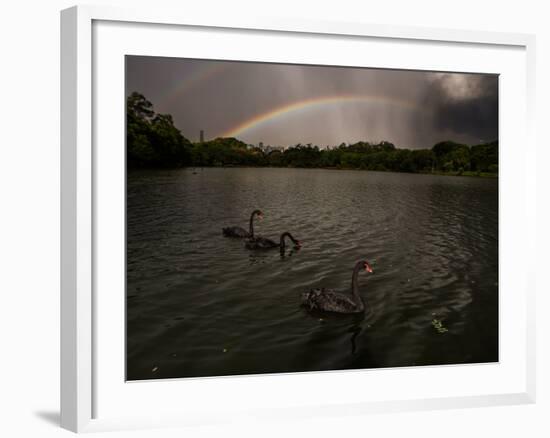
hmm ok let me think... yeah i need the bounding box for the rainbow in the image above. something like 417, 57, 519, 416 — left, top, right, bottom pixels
221, 95, 419, 138
158, 63, 229, 108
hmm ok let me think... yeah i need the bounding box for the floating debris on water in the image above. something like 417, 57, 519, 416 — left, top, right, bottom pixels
152, 366, 158, 372
431, 319, 448, 334
222, 348, 228, 353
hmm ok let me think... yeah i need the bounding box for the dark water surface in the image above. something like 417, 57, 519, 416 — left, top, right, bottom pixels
127, 168, 498, 380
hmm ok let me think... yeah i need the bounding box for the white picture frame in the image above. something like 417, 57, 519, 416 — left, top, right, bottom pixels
60, 4, 536, 433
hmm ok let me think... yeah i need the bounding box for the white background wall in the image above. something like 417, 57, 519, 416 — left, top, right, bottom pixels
0, 0, 547, 436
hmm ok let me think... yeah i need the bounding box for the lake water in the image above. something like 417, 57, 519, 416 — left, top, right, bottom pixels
126, 167, 498, 380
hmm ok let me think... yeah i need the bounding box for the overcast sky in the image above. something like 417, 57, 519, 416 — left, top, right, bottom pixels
126, 55, 498, 149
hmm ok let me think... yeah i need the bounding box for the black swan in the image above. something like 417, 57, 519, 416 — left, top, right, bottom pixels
245, 232, 301, 250
222, 210, 263, 238
301, 260, 373, 314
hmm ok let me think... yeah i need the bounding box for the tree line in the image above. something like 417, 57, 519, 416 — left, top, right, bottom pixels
127, 92, 498, 176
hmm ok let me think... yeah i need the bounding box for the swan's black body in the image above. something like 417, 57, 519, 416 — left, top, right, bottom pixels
222, 210, 262, 238
301, 261, 373, 314
245, 232, 301, 250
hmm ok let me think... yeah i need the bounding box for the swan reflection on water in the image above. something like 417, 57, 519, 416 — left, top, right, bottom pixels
302, 308, 369, 356
279, 247, 301, 259
247, 246, 301, 264
246, 234, 302, 263
245, 231, 301, 251
349, 324, 362, 355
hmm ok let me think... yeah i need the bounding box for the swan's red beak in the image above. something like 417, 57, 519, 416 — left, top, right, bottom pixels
365, 262, 373, 273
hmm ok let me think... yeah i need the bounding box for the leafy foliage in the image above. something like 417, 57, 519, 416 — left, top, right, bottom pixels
127, 92, 498, 176
127, 92, 192, 168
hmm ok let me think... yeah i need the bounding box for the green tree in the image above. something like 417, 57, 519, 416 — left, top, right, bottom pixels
126, 92, 192, 168
126, 92, 497, 176
127, 92, 156, 166
150, 113, 192, 166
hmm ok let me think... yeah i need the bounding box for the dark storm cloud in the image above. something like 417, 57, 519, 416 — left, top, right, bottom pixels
423, 74, 498, 143
126, 56, 498, 149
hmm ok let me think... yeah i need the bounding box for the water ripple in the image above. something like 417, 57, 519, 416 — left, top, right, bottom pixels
127, 168, 498, 380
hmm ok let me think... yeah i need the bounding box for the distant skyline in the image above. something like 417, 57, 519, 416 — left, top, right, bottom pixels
126, 56, 498, 149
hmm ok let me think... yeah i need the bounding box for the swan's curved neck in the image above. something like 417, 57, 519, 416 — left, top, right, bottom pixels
280, 232, 289, 249
280, 232, 296, 249
351, 262, 365, 311
249, 212, 256, 237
